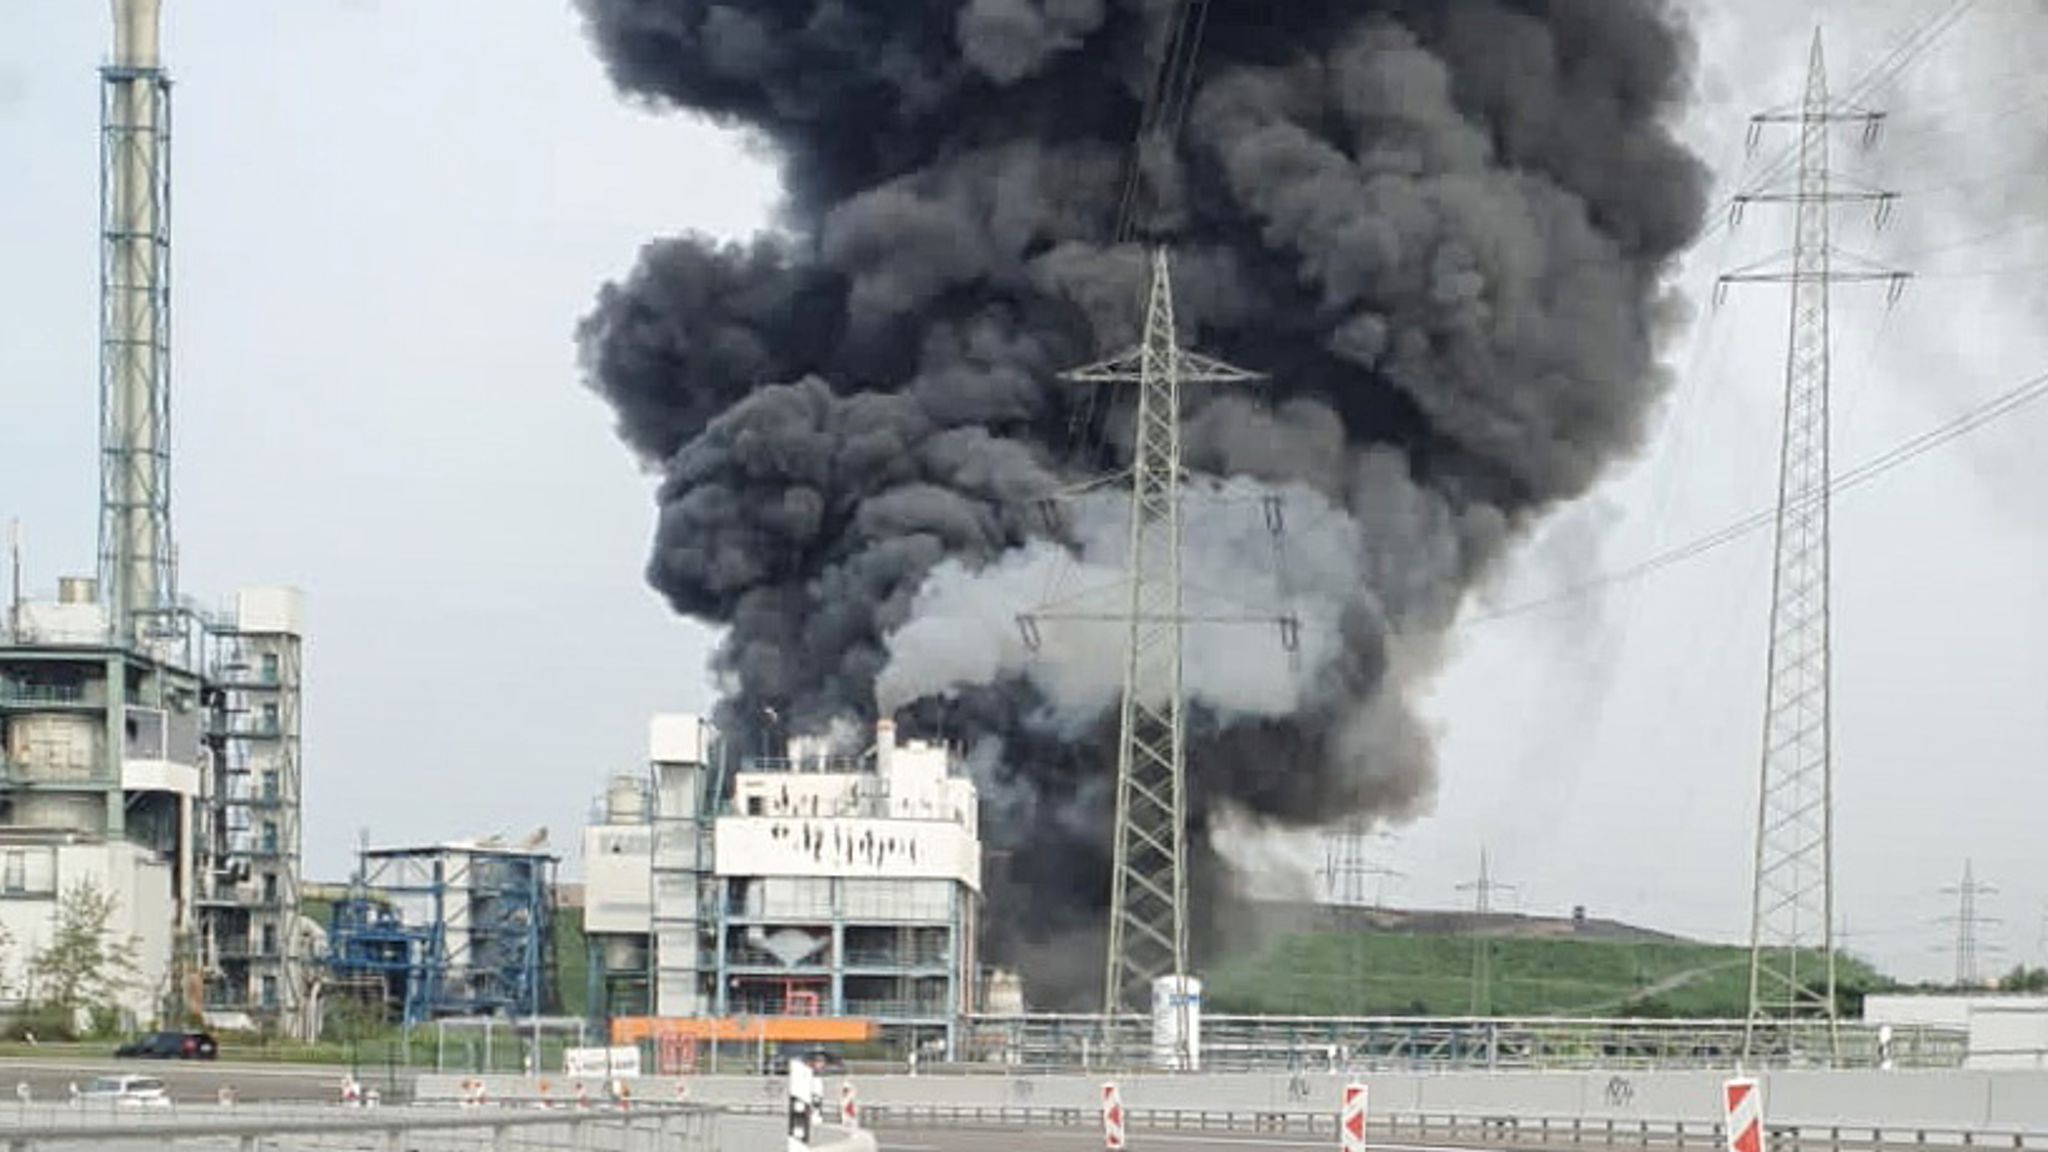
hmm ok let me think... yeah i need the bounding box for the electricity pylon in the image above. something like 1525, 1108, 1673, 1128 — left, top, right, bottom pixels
1062, 249, 1260, 1021
1719, 30, 1908, 1063
1939, 861, 1999, 988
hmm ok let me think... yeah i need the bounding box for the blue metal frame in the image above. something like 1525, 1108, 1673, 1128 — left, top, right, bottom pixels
326, 845, 558, 1025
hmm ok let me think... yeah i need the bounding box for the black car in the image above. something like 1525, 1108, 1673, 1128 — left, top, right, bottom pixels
115, 1030, 218, 1060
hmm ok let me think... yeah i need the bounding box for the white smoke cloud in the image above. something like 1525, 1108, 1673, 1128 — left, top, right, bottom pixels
876, 477, 1370, 730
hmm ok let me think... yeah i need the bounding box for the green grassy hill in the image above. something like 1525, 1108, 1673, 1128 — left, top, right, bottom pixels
1207, 930, 1883, 1018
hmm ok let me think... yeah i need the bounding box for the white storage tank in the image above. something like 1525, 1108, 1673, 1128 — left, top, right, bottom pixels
1151, 974, 1202, 1071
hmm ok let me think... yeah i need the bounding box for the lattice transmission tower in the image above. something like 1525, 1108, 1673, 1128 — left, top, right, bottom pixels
1940, 861, 1999, 988
1719, 31, 1909, 1061
1061, 249, 1261, 1019
1320, 820, 1401, 910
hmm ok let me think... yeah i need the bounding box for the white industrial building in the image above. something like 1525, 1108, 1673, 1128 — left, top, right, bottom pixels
0, 582, 310, 1034
1865, 994, 2048, 1069
583, 716, 982, 1057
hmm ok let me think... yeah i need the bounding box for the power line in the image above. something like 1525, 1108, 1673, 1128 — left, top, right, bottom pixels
1467, 364, 2048, 628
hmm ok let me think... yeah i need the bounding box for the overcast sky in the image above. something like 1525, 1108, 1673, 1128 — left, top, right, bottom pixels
1, 1, 2043, 985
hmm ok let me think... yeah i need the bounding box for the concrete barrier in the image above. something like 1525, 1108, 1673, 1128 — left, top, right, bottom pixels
418, 1068, 2048, 1133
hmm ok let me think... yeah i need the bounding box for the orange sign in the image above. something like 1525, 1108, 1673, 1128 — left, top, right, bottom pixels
609, 1016, 875, 1045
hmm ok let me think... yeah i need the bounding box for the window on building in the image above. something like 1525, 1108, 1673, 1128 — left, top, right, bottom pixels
261, 976, 278, 1007
261, 923, 278, 957
259, 652, 279, 683
262, 822, 278, 854
1, 851, 22, 894
260, 703, 279, 733
262, 873, 278, 903
261, 773, 278, 801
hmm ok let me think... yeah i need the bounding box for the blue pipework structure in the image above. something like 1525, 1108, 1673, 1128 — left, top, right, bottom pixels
327, 842, 559, 1025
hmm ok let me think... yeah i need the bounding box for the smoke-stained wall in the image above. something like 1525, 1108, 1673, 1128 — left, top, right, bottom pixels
574, 0, 1709, 1003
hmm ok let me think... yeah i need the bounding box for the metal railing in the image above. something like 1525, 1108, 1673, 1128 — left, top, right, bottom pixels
0, 1101, 726, 1150
959, 1015, 1969, 1072
744, 1103, 2048, 1152
0, 682, 93, 707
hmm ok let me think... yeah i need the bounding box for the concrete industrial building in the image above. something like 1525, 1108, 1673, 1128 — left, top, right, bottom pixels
0, 0, 313, 1035
583, 716, 982, 1060
0, 581, 309, 1032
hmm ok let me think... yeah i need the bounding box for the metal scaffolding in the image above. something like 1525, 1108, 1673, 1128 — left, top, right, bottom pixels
328, 842, 559, 1025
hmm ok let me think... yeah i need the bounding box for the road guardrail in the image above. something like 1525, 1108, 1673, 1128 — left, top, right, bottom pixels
715, 1103, 2048, 1152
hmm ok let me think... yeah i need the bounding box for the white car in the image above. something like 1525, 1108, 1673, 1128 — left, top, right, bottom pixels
78, 1074, 171, 1107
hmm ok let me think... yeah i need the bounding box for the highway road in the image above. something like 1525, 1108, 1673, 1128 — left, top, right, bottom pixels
0, 1057, 367, 1104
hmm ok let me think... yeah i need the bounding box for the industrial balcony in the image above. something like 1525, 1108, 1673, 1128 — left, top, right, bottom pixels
221, 789, 291, 809
212, 942, 283, 963
208, 666, 280, 689
841, 948, 953, 973
0, 681, 99, 709
843, 998, 952, 1021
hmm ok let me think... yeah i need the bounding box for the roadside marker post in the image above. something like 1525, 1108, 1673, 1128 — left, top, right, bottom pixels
1342, 1083, 1369, 1152
1102, 1081, 1127, 1150
1724, 1077, 1764, 1152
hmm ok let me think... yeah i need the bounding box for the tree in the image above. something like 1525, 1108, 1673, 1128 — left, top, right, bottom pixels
2000, 965, 2048, 993
27, 879, 141, 1036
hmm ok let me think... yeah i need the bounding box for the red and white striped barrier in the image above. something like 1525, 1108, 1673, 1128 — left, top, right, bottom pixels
840, 1080, 858, 1129
1724, 1077, 1763, 1152
1342, 1083, 1369, 1152
575, 1081, 591, 1110
1102, 1081, 1126, 1150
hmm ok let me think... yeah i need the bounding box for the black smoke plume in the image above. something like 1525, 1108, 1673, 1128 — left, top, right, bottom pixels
574, 0, 1709, 1004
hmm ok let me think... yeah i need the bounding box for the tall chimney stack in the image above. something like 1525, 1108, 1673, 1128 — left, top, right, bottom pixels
99, 0, 174, 636
876, 716, 897, 773
112, 0, 161, 67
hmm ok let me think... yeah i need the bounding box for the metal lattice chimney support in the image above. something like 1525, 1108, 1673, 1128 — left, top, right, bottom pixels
100, 0, 175, 636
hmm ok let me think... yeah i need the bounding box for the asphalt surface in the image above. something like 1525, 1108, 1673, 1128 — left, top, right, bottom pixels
0, 1057, 370, 1104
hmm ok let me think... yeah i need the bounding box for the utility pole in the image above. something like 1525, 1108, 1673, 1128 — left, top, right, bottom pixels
1457, 849, 1517, 1015
1938, 861, 1999, 987
1721, 30, 1909, 1063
